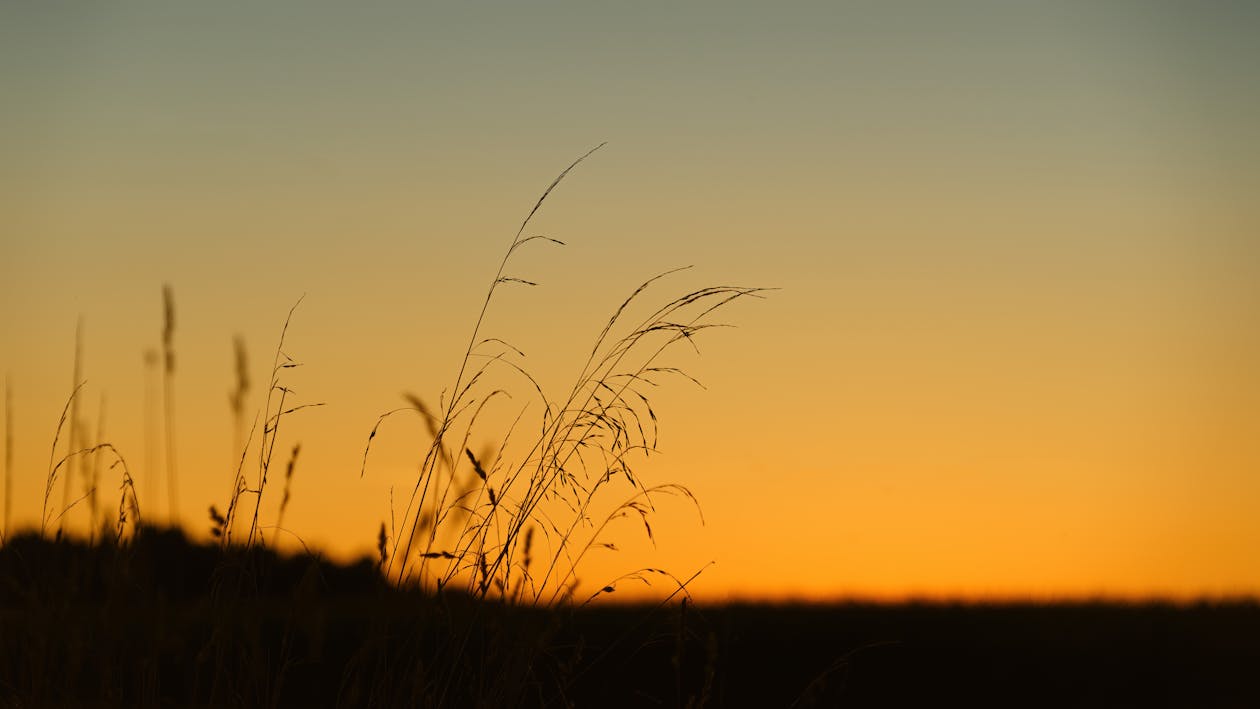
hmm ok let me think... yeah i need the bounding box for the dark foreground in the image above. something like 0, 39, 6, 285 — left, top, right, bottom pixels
2, 529, 1258, 707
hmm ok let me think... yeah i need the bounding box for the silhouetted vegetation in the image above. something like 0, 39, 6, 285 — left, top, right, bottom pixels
4, 149, 1258, 706
3, 529, 1260, 706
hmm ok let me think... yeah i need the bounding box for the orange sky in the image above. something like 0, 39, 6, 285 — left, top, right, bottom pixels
2, 2, 1259, 601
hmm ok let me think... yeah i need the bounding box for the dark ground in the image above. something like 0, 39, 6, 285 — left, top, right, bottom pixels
2, 528, 1258, 707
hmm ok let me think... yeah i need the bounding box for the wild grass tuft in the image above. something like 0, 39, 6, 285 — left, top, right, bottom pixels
361, 145, 769, 609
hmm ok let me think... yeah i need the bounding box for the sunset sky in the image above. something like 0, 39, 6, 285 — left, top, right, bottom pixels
3, 2, 1259, 601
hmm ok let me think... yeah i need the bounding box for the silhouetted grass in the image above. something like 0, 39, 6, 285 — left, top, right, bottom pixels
4, 148, 1256, 707
354, 145, 767, 613
0, 147, 773, 706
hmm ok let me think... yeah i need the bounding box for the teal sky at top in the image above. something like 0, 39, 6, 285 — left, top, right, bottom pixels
4, 2, 1258, 263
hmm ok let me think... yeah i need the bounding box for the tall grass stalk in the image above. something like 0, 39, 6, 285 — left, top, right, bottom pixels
42, 381, 84, 538
229, 335, 250, 483
162, 284, 179, 525
218, 296, 324, 549
59, 318, 83, 537
86, 392, 105, 542
274, 442, 300, 533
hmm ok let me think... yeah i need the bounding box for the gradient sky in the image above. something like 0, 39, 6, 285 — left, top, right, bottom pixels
3, 1, 1259, 601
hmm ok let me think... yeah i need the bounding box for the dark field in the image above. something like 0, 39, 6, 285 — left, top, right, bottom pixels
2, 528, 1257, 707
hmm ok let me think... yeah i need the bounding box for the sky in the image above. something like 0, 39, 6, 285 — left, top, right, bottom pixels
2, 1, 1259, 601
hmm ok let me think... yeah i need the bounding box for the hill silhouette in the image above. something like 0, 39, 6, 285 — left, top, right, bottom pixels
3, 527, 1259, 706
